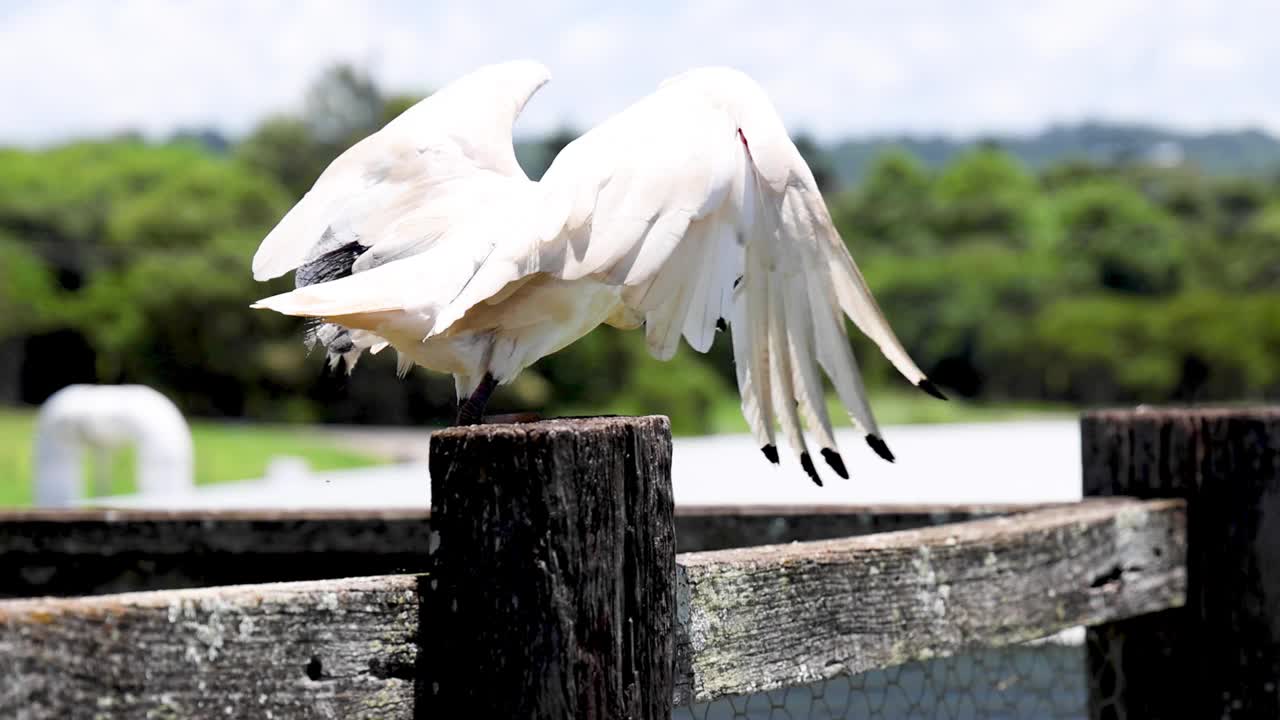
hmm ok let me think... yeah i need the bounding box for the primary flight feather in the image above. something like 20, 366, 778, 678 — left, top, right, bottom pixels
251, 60, 944, 485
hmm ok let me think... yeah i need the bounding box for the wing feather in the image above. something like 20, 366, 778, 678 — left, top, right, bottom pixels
682, 219, 739, 352
251, 60, 551, 282
640, 219, 706, 360
820, 211, 929, 386
742, 244, 778, 455
520, 70, 936, 481
765, 264, 815, 484
783, 265, 838, 459
254, 65, 936, 484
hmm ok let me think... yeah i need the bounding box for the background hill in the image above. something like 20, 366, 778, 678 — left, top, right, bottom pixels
826, 123, 1280, 189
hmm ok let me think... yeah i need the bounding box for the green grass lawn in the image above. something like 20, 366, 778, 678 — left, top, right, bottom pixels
0, 409, 383, 507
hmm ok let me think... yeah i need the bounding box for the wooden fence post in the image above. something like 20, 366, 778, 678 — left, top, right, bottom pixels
1082, 407, 1280, 719
424, 416, 675, 719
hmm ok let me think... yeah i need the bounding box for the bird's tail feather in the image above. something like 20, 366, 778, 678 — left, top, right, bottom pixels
728, 182, 932, 481
304, 321, 386, 374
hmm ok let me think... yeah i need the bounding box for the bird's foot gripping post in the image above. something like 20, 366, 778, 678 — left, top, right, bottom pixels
425, 416, 676, 719
455, 373, 498, 425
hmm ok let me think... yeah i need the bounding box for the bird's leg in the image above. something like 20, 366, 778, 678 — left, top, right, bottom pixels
456, 373, 498, 426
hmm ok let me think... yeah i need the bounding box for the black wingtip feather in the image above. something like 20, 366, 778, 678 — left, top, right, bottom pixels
918, 379, 949, 401
761, 444, 779, 464
820, 448, 849, 479
715, 317, 727, 332
800, 452, 823, 486
866, 435, 895, 463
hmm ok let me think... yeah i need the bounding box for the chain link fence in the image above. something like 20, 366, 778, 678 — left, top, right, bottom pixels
675, 629, 1086, 720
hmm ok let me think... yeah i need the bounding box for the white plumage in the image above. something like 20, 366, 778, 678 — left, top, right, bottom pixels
251, 60, 943, 485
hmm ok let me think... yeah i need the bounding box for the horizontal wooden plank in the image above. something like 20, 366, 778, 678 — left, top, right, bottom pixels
0, 503, 1037, 521
674, 503, 1039, 552
0, 499, 1184, 715
0, 510, 431, 555
0, 504, 1033, 597
0, 503, 1033, 523
0, 512, 434, 598
0, 575, 422, 719
672, 497, 1186, 705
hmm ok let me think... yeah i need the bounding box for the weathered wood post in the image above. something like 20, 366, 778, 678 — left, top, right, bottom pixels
1083, 407, 1280, 719
424, 416, 675, 719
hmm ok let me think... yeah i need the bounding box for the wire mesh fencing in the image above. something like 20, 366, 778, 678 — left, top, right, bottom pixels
674, 629, 1087, 720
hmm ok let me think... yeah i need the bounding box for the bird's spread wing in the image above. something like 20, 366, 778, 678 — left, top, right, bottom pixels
250, 60, 551, 282
425, 70, 935, 484
253, 65, 938, 484
251, 60, 551, 371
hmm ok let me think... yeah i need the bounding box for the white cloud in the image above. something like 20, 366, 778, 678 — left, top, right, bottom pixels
2, 0, 1279, 145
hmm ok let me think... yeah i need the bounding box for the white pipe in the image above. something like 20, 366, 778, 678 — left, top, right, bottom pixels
34, 385, 194, 507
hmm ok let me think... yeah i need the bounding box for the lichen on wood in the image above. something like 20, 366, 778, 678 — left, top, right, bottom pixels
0, 575, 422, 719
672, 497, 1186, 705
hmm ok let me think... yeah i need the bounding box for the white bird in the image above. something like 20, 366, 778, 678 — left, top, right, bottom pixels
251, 60, 945, 485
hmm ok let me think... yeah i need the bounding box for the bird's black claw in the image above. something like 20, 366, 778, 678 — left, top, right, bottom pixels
761, 444, 779, 464
866, 434, 895, 463
918, 379, 949, 401
800, 451, 822, 486
820, 448, 849, 479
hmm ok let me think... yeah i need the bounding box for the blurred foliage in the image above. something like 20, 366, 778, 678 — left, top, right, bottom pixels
832, 150, 1280, 406
1052, 179, 1183, 294
828, 122, 1280, 187
0, 233, 59, 338
236, 65, 425, 197
1, 66, 1277, 432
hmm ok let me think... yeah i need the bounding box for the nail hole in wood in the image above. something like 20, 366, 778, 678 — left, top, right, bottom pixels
305, 656, 323, 681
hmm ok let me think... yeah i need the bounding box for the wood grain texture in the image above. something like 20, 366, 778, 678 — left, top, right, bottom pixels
0, 575, 422, 720
0, 505, 1032, 598
1083, 407, 1280, 720
0, 499, 1186, 716
0, 511, 433, 599
425, 415, 675, 720
673, 504, 1037, 553
672, 497, 1186, 706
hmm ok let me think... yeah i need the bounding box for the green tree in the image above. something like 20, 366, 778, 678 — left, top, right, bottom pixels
304, 65, 384, 145
931, 148, 1051, 250
71, 154, 296, 414
0, 235, 59, 340
831, 149, 935, 257
235, 116, 330, 199
1218, 201, 1280, 291
859, 244, 1063, 396
235, 65, 429, 199
1052, 179, 1183, 295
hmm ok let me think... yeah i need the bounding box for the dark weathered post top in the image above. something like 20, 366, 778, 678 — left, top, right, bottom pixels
1083, 407, 1280, 720
425, 415, 675, 719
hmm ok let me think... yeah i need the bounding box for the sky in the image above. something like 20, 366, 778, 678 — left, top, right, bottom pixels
2, 0, 1278, 145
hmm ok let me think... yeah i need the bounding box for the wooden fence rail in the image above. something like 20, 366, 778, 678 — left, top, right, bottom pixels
0, 497, 1184, 717
0, 505, 1029, 599
1, 408, 1275, 719
674, 496, 1184, 705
